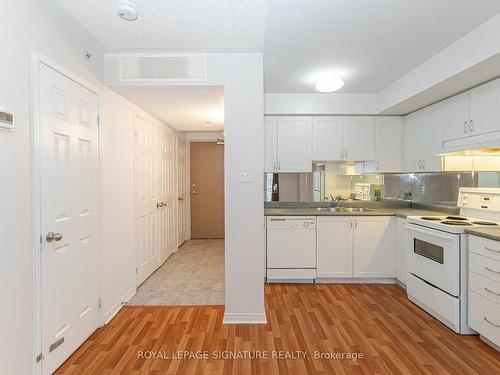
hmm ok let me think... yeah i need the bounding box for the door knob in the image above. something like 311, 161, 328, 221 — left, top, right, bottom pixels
191, 191, 198, 195
178, 196, 184, 201
163, 202, 168, 207
46, 232, 63, 242
156, 202, 163, 208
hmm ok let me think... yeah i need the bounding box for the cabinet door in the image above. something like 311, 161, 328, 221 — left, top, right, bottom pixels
264, 116, 277, 172
353, 217, 395, 278
395, 218, 408, 285
443, 92, 469, 142
424, 103, 443, 172
469, 79, 500, 137
402, 111, 426, 172
375, 117, 402, 172
312, 116, 344, 161
277, 116, 312, 172
344, 116, 376, 161
317, 217, 353, 278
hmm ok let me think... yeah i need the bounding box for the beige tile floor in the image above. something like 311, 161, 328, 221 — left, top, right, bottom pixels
128, 239, 224, 306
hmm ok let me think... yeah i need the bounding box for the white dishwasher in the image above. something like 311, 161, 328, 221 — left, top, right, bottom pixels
266, 216, 317, 282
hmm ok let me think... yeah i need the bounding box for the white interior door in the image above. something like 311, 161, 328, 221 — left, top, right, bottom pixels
158, 127, 171, 263
134, 116, 160, 285
177, 138, 189, 246
39, 63, 100, 374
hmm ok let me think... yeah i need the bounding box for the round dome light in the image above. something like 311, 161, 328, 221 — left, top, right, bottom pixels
117, 0, 138, 21
315, 75, 344, 93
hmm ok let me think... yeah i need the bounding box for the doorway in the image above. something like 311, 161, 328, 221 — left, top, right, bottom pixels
190, 142, 225, 239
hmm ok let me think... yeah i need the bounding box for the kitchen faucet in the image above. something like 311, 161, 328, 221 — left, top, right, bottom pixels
325, 195, 345, 207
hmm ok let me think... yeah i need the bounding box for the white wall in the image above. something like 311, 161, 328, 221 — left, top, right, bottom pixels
100, 88, 136, 323
0, 1, 102, 373
207, 54, 266, 323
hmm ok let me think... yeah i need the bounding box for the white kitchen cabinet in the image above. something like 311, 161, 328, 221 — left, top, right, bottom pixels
354, 217, 395, 278
403, 104, 443, 172
317, 216, 395, 279
468, 79, 500, 137
395, 217, 408, 285
443, 92, 469, 142
442, 78, 500, 149
312, 117, 344, 161
375, 117, 402, 172
277, 116, 312, 172
264, 116, 277, 172
317, 217, 353, 278
264, 116, 312, 172
344, 116, 376, 161
403, 110, 426, 172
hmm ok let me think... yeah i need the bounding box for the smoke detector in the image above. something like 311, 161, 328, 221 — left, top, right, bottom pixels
117, 0, 138, 21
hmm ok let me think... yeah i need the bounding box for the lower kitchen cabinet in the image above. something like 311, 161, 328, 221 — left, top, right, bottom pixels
317, 216, 395, 279
317, 217, 353, 278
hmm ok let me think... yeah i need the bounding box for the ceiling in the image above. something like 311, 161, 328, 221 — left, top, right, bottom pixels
114, 86, 224, 131
44, 0, 269, 52
264, 0, 500, 93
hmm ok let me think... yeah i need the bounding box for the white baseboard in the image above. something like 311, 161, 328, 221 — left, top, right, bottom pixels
223, 312, 267, 325
315, 277, 397, 284
102, 287, 136, 324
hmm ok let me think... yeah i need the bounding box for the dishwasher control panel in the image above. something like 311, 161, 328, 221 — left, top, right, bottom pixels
267, 217, 317, 229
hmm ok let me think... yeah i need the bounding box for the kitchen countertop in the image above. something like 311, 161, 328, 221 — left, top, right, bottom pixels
264, 207, 449, 219
465, 227, 500, 242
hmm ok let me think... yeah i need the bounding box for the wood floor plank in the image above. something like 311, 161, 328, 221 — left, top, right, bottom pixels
55, 284, 500, 374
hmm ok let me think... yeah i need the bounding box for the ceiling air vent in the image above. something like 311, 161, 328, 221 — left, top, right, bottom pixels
119, 54, 207, 82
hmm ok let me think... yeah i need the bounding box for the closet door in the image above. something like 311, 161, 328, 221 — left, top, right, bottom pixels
135, 115, 160, 286
158, 128, 175, 263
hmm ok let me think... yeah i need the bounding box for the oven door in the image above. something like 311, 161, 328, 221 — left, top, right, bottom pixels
406, 223, 460, 296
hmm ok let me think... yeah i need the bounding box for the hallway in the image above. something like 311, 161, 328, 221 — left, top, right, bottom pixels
128, 239, 224, 306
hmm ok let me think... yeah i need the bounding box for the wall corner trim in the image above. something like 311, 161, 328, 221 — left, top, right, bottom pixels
223, 313, 267, 325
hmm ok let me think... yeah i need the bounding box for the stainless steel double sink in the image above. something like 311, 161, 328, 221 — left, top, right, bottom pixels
315, 207, 373, 213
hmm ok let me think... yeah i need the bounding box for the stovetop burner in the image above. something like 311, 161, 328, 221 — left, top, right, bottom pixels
445, 216, 468, 221
421, 216, 442, 221
441, 220, 473, 226
471, 221, 499, 226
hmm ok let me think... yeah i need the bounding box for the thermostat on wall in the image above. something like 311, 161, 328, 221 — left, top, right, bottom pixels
0, 109, 14, 130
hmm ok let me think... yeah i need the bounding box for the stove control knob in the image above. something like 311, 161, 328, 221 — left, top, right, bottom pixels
303, 222, 310, 228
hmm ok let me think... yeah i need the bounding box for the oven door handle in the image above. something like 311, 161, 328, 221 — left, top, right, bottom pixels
406, 224, 457, 241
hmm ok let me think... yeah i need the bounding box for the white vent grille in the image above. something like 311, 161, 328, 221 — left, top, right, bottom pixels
119, 54, 207, 82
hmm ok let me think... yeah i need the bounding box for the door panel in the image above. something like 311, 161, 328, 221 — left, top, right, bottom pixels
312, 116, 344, 161
40, 63, 99, 374
134, 116, 160, 285
190, 142, 224, 239
317, 217, 353, 278
344, 116, 375, 161
469, 79, 500, 136
353, 217, 395, 278
443, 92, 469, 142
277, 116, 312, 172
264, 116, 277, 172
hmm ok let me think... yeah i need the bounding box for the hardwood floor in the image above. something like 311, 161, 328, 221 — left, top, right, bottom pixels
56, 284, 500, 374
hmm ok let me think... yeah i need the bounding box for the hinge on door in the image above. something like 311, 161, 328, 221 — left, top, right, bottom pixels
98, 297, 102, 309
136, 266, 138, 274
40, 235, 42, 244
35, 353, 44, 363
97, 115, 100, 125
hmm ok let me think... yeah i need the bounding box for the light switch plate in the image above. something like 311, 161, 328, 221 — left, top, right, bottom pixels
238, 169, 252, 183
0, 108, 14, 130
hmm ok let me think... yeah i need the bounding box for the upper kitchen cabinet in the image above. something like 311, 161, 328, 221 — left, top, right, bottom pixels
375, 117, 402, 172
312, 117, 344, 160
312, 116, 376, 162
265, 116, 312, 172
344, 116, 376, 161
264, 116, 278, 172
403, 103, 443, 172
442, 78, 500, 149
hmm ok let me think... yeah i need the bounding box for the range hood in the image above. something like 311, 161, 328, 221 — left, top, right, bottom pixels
439, 131, 500, 155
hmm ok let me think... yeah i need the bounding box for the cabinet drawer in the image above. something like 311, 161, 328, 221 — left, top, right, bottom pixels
468, 291, 500, 346
469, 235, 500, 261
469, 252, 500, 283
469, 271, 500, 305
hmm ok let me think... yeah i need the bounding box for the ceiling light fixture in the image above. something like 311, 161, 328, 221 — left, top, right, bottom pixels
117, 0, 138, 21
315, 75, 344, 93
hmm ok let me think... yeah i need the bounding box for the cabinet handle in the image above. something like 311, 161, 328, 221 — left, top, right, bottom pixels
355, 219, 358, 229
484, 266, 500, 274
483, 317, 500, 328
421, 159, 425, 170
484, 287, 500, 296
345, 149, 348, 160
278, 161, 281, 170
349, 220, 353, 229
464, 121, 468, 133
485, 246, 500, 254
340, 149, 343, 160
469, 120, 474, 133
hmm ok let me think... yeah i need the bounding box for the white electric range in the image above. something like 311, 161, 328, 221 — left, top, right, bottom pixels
406, 187, 500, 334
